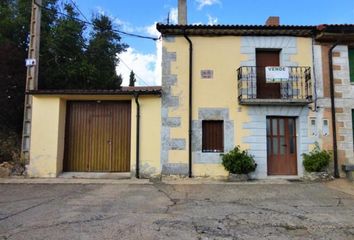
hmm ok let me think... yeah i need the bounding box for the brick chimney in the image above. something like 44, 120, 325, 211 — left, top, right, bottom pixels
265, 16, 280, 26
178, 0, 187, 25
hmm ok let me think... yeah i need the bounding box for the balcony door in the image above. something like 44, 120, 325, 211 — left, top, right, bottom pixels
256, 50, 281, 99
267, 117, 297, 175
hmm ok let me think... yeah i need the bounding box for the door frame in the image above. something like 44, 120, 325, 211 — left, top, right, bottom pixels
255, 48, 282, 99
266, 116, 298, 176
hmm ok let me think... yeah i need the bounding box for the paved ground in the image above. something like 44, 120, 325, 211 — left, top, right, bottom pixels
0, 180, 354, 240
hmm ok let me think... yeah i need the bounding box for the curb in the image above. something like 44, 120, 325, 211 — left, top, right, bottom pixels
0, 177, 298, 185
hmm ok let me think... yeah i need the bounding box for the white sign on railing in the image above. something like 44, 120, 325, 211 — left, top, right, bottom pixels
265, 67, 289, 83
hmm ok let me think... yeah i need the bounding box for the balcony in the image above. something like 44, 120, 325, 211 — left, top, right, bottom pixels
237, 66, 313, 105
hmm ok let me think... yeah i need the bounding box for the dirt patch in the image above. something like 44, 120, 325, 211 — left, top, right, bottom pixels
325, 179, 354, 196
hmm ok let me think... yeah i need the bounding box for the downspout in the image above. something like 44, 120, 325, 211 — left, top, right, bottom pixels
134, 94, 140, 178
311, 35, 318, 112
184, 31, 193, 178
328, 43, 339, 178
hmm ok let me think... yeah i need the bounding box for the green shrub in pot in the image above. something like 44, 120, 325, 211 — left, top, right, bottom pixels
222, 146, 257, 174
302, 145, 331, 172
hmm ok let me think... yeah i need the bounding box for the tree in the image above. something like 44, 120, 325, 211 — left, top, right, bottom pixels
0, 0, 58, 133
86, 15, 128, 89
129, 70, 136, 87
0, 0, 31, 133
39, 3, 88, 89
0, 1, 129, 135
0, 1, 129, 164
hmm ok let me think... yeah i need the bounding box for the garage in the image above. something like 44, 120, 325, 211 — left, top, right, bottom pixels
64, 101, 131, 172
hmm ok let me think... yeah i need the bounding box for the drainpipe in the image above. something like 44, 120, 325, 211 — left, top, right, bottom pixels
184, 32, 193, 178
328, 43, 339, 178
311, 36, 318, 112
134, 94, 140, 178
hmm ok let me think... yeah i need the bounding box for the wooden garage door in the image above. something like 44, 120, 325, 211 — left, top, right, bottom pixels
64, 101, 131, 172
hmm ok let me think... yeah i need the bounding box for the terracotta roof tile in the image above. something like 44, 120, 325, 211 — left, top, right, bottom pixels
28, 86, 162, 96
156, 23, 315, 37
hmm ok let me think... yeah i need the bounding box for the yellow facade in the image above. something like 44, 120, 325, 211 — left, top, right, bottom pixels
28, 97, 66, 177
134, 96, 162, 177
28, 95, 161, 178
28, 34, 314, 179
162, 35, 314, 178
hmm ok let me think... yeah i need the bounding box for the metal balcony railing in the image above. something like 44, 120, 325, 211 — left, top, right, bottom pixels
237, 66, 312, 105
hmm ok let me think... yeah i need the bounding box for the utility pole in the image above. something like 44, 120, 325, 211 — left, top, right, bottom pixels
21, 0, 42, 160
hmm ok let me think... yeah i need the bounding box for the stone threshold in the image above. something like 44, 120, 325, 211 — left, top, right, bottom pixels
59, 172, 131, 179
0, 177, 151, 185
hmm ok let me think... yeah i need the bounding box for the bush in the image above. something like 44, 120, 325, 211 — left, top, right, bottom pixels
222, 146, 257, 174
302, 146, 331, 172
0, 129, 22, 164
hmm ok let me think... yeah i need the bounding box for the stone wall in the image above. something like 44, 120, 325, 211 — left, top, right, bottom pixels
314, 44, 354, 176
161, 39, 189, 175
243, 106, 312, 178
192, 108, 234, 164
332, 46, 354, 167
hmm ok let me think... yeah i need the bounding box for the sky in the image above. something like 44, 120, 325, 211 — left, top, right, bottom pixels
72, 0, 354, 86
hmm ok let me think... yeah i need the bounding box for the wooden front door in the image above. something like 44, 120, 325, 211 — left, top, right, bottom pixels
267, 117, 297, 175
64, 101, 131, 172
256, 50, 281, 99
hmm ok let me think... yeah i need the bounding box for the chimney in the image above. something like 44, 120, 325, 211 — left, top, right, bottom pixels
178, 0, 187, 25
265, 16, 280, 26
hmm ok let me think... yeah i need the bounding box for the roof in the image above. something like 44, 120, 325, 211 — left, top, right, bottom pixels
315, 24, 354, 42
27, 86, 162, 96
316, 24, 354, 31
157, 23, 354, 40
156, 24, 315, 37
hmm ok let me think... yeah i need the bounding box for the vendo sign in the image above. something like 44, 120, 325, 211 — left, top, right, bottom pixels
265, 67, 289, 83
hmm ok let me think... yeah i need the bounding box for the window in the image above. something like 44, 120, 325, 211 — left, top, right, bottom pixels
309, 117, 317, 136
202, 120, 224, 152
323, 119, 329, 136
349, 48, 354, 83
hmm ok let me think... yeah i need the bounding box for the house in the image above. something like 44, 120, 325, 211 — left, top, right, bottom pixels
311, 24, 354, 178
156, 2, 315, 179
27, 87, 162, 178
26, 0, 354, 179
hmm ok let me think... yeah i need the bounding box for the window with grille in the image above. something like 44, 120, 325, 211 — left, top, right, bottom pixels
202, 120, 224, 152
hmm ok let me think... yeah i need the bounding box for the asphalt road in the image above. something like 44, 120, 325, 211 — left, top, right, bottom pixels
1, 181, 354, 239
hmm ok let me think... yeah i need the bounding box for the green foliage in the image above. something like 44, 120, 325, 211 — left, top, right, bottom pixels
222, 146, 257, 174
302, 145, 331, 172
0, 0, 128, 144
129, 70, 136, 86
0, 128, 21, 164
39, 8, 128, 89
40, 3, 88, 89
86, 15, 128, 89
0, 0, 31, 133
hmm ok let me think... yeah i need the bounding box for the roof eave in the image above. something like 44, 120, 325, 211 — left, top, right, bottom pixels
156, 23, 315, 37
27, 89, 162, 96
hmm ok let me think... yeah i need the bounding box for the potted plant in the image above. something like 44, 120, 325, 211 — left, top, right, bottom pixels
222, 146, 257, 181
302, 144, 332, 181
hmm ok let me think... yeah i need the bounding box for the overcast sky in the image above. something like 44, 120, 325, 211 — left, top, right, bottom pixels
72, 0, 354, 86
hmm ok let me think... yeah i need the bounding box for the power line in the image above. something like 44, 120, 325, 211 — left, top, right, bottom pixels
119, 58, 149, 86
34, 0, 155, 86
69, 0, 89, 23
33, 0, 159, 41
